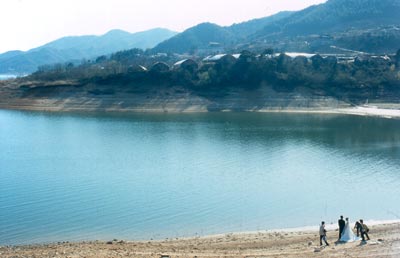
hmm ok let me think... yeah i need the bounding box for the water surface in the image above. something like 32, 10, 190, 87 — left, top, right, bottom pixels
0, 74, 17, 80
1, 110, 400, 245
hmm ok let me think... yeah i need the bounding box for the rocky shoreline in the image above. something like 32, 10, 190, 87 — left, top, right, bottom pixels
2, 82, 400, 119
1, 79, 400, 118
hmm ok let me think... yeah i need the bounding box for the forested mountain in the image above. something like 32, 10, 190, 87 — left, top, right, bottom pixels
38, 28, 177, 54
0, 28, 177, 74
154, 0, 400, 54
255, 0, 400, 37
2, 0, 399, 75
229, 11, 294, 38
152, 23, 235, 54
152, 11, 293, 54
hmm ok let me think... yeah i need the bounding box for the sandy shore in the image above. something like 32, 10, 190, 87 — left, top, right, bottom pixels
1, 81, 399, 118
1, 102, 400, 120
336, 106, 400, 119
1, 222, 399, 258
254, 105, 400, 119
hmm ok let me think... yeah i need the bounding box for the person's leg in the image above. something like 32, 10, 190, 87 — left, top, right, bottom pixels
361, 232, 365, 241
338, 229, 342, 240
323, 236, 329, 246
320, 235, 323, 245
365, 232, 370, 240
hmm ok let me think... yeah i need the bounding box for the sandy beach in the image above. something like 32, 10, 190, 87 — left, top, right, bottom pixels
1, 222, 399, 258
336, 106, 400, 119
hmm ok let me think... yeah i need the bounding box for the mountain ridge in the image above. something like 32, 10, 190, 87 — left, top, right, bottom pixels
255, 0, 400, 37
153, 0, 400, 54
0, 28, 178, 74
2, 0, 400, 74
152, 11, 294, 54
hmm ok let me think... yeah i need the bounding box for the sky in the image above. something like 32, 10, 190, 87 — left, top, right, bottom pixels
1, 0, 326, 54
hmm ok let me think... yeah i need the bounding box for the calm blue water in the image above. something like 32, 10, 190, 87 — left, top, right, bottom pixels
0, 74, 17, 80
1, 110, 400, 245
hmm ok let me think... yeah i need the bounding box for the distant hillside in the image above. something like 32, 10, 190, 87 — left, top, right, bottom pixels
0, 28, 177, 74
0, 48, 80, 76
255, 0, 400, 37
152, 12, 293, 54
153, 0, 400, 54
152, 23, 234, 54
1, 46, 399, 113
229, 11, 294, 38
251, 0, 400, 54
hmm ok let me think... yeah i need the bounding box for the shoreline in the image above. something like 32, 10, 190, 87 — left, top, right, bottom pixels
3, 219, 400, 246
2, 221, 399, 257
151, 219, 400, 244
237, 219, 400, 235
1, 105, 400, 119
1, 80, 399, 119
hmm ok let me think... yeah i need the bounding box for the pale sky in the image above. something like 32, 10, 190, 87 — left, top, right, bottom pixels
1, 0, 326, 54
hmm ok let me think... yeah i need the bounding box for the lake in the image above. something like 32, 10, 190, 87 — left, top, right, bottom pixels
0, 74, 17, 80
1, 110, 400, 245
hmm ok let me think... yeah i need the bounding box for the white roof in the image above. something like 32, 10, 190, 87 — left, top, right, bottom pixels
371, 55, 391, 61
174, 59, 188, 66
203, 54, 227, 62
139, 65, 148, 71
284, 52, 316, 59
203, 54, 241, 62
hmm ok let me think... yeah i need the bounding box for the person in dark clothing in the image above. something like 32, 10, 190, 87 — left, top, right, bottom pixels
338, 215, 346, 240
354, 221, 362, 237
360, 219, 370, 241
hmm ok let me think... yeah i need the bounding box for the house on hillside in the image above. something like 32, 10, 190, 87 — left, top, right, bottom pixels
127, 64, 147, 73
203, 54, 238, 64
280, 52, 338, 66
203, 54, 238, 69
173, 59, 199, 72
284, 52, 316, 59
150, 62, 170, 72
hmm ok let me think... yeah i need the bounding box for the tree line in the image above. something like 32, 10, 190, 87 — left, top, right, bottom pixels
27, 48, 400, 101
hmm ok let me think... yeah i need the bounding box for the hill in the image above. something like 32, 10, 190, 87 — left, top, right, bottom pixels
152, 23, 234, 54
0, 28, 177, 74
229, 11, 294, 38
152, 12, 293, 54
153, 0, 400, 54
255, 0, 400, 37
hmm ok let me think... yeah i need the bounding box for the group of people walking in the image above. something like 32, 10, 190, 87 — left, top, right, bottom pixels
319, 215, 370, 246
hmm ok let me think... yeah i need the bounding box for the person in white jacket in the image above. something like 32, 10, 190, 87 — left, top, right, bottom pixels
319, 221, 330, 246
